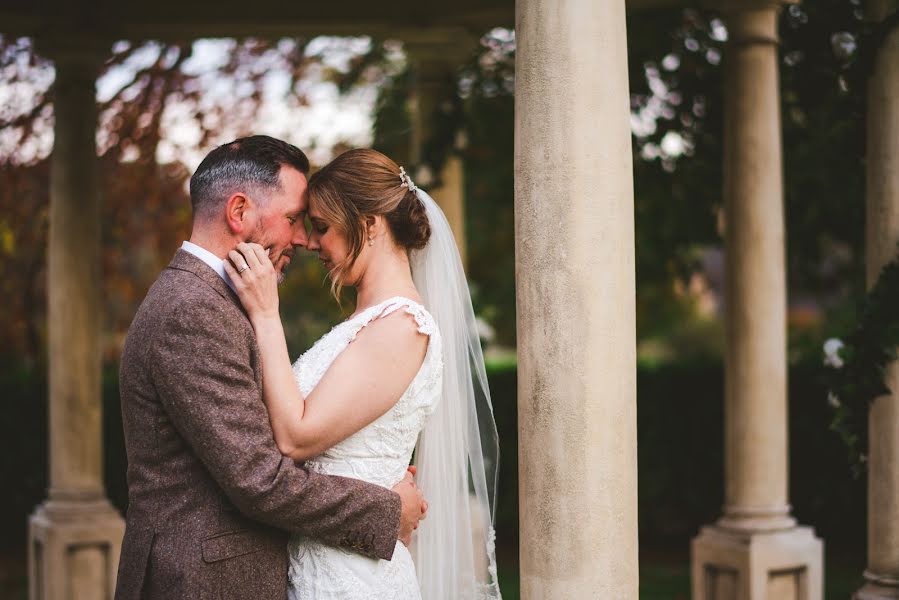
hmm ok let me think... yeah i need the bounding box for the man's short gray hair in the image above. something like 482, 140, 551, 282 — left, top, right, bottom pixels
189, 135, 310, 221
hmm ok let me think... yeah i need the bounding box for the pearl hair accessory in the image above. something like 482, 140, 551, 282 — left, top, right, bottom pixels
398, 166, 418, 193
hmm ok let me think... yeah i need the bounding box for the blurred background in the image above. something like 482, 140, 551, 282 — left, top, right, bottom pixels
0, 1, 874, 597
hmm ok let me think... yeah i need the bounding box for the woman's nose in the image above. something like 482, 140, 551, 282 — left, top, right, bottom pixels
292, 226, 308, 248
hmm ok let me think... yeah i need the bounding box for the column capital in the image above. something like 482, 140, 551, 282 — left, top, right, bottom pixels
719, 1, 786, 46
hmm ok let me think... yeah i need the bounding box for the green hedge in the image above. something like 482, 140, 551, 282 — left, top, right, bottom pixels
489, 361, 865, 559
1, 361, 864, 557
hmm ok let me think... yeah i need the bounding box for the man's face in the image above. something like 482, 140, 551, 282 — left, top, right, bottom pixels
248, 165, 309, 281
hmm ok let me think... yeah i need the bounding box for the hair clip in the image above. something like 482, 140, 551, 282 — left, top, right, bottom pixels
399, 166, 418, 193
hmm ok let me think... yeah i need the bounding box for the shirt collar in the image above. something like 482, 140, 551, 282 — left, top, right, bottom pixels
180, 241, 237, 293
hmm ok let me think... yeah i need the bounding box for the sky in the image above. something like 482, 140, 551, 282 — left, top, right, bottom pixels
0, 35, 392, 168
1, 27, 690, 170
96, 36, 386, 170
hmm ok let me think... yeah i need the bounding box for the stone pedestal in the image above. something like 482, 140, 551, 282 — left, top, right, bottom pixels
29, 500, 125, 600
28, 37, 125, 600
692, 526, 822, 600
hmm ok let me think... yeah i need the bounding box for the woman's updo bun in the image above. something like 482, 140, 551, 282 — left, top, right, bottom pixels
387, 188, 431, 251
306, 148, 432, 298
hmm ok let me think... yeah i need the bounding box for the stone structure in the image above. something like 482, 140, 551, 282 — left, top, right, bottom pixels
690, 3, 824, 599
1, 4, 517, 598
27, 39, 125, 600
3, 0, 898, 598
406, 39, 474, 264
514, 0, 638, 596
855, 1, 899, 598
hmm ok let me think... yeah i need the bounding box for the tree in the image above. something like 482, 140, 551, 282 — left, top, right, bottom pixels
0, 35, 383, 364
0, 1, 874, 364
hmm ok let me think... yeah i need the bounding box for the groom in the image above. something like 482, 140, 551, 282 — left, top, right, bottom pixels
115, 136, 425, 599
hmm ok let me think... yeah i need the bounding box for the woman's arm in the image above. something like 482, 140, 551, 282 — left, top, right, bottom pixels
224, 243, 428, 460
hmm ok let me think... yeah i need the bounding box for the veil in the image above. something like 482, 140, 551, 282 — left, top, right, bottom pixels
407, 183, 502, 600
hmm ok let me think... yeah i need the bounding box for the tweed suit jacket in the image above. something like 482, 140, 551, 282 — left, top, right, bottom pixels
115, 250, 402, 600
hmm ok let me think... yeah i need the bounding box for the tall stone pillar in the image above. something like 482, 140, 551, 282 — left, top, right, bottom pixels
28, 38, 125, 600
407, 43, 469, 264
855, 1, 899, 598
515, 0, 638, 597
690, 4, 823, 599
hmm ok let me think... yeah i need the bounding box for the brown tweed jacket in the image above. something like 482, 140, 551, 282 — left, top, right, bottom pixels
115, 250, 401, 600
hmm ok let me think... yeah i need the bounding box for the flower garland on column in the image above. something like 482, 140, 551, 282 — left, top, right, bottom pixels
824, 243, 899, 477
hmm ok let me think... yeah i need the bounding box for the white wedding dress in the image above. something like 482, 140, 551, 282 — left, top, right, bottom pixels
287, 296, 442, 600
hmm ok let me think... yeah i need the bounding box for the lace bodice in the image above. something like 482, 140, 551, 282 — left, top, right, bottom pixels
291, 296, 443, 488
287, 297, 442, 600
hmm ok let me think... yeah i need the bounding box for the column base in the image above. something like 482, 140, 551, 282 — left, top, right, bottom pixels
691, 523, 823, 600
28, 498, 125, 600
854, 572, 899, 599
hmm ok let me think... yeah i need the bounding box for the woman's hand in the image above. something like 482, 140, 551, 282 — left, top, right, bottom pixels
222, 242, 280, 322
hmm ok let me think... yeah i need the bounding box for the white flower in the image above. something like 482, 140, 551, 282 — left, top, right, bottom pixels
415, 164, 434, 187
475, 316, 495, 343
823, 338, 845, 369
828, 392, 841, 408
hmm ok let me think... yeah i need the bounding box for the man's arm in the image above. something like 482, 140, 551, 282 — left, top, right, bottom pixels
150, 293, 402, 559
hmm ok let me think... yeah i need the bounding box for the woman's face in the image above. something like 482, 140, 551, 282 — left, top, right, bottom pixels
306, 202, 358, 282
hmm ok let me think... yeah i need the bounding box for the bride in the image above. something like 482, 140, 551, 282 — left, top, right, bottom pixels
223, 148, 502, 599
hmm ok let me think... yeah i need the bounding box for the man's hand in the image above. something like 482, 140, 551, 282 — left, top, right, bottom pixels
392, 467, 426, 546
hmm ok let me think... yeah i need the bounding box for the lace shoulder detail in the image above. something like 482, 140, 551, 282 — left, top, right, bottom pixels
345, 296, 438, 342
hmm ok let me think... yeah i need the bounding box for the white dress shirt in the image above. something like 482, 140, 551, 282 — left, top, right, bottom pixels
180, 240, 237, 293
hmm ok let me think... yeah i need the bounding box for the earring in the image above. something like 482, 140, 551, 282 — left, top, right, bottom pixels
368, 235, 374, 247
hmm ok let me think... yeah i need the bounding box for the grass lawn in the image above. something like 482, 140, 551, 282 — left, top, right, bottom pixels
2, 548, 866, 599
497, 552, 865, 599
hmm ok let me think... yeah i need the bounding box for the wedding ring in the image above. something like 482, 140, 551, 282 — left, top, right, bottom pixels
238, 263, 250, 273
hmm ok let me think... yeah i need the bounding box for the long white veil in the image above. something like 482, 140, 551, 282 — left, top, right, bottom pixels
408, 184, 502, 600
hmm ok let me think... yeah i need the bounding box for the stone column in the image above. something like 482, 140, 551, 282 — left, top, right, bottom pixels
515, 0, 638, 597
407, 44, 469, 264
28, 37, 125, 600
690, 4, 823, 599
855, 1, 899, 598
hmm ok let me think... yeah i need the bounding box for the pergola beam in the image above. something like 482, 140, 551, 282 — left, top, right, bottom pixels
1, 0, 685, 42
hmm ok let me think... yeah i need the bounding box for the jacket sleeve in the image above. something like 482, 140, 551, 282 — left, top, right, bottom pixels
149, 294, 401, 560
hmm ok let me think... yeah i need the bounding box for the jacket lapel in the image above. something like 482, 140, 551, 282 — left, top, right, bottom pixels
166, 250, 247, 315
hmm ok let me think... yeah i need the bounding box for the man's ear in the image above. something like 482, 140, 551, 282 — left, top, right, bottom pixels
225, 193, 251, 235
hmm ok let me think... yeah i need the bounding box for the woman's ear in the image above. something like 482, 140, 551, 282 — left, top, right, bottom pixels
364, 215, 379, 237
225, 193, 250, 235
